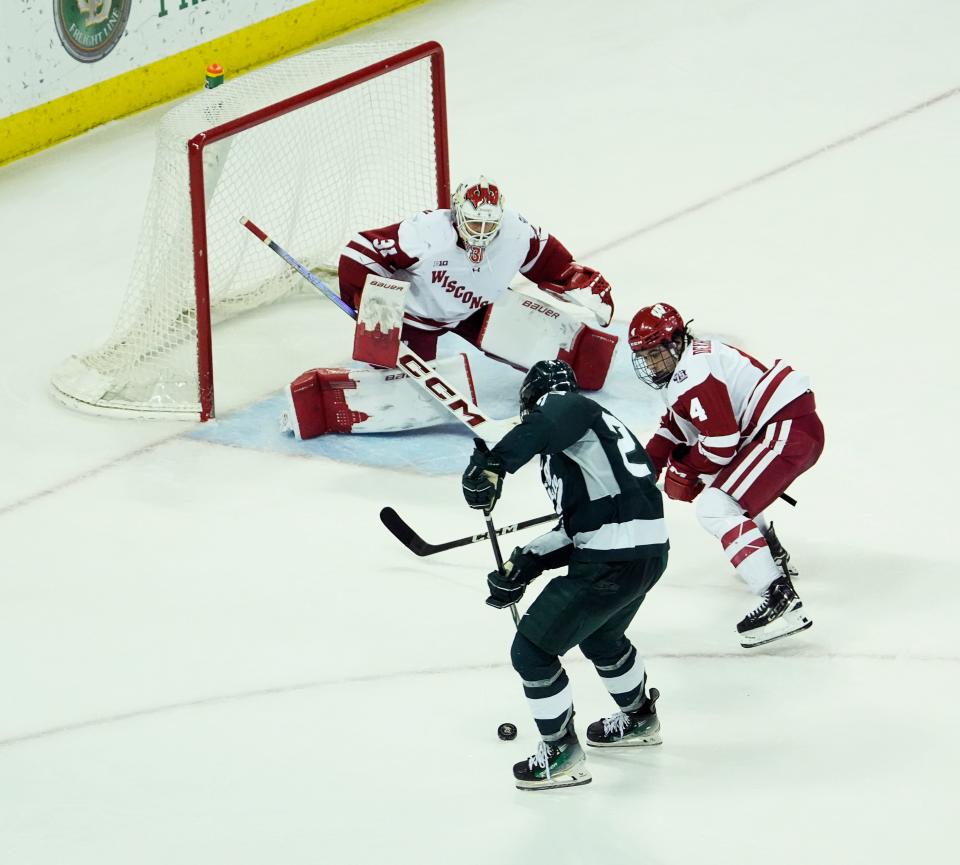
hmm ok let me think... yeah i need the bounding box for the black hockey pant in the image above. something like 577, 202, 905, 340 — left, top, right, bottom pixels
509, 554, 667, 741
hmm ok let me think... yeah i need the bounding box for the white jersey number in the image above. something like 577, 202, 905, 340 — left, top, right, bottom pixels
690, 397, 709, 422
602, 415, 652, 480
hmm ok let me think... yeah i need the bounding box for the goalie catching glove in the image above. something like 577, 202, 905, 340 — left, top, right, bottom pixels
539, 263, 614, 327
462, 440, 505, 512
486, 546, 545, 609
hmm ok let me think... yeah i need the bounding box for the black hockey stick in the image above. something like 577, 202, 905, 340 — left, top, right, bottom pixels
379, 507, 556, 557
482, 510, 521, 628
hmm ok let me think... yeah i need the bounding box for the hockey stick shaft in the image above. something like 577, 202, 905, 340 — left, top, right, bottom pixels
240, 217, 358, 319
379, 507, 557, 556
483, 511, 520, 627
240, 216, 512, 443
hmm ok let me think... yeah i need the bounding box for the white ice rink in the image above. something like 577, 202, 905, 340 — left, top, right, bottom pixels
2, 1, 959, 863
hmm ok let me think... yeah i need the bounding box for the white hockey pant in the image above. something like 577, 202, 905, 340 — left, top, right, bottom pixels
695, 487, 780, 594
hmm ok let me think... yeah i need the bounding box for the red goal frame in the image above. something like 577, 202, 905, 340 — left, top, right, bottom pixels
185, 41, 450, 420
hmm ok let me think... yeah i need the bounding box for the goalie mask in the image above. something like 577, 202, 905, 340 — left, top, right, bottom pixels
519, 359, 579, 418
628, 303, 688, 389
452, 176, 504, 263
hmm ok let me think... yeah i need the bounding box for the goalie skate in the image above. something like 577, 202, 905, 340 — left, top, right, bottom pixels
513, 729, 592, 791
737, 575, 812, 648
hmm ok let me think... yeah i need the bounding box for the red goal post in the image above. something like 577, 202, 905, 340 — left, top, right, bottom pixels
52, 41, 450, 421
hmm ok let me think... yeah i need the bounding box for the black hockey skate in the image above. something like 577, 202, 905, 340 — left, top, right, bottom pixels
737, 575, 812, 648
586, 688, 662, 748
513, 727, 591, 791
763, 522, 798, 579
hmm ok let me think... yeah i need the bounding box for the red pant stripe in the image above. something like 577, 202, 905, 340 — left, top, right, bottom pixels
721, 519, 758, 550
730, 538, 767, 568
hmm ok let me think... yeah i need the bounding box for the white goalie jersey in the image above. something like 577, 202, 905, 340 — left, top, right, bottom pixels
338, 208, 576, 331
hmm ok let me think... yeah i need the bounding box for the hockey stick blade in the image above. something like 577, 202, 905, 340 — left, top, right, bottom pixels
379, 507, 557, 557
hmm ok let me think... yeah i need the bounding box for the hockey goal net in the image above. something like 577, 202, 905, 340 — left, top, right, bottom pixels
51, 41, 449, 420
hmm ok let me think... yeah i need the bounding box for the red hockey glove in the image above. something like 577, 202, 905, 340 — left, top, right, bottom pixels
663, 459, 704, 503
539, 264, 614, 327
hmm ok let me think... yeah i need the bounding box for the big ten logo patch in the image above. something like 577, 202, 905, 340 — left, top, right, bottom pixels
55, 0, 133, 62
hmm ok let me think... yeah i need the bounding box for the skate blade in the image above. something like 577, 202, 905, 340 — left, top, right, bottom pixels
587, 730, 663, 748
515, 767, 592, 791
740, 610, 813, 649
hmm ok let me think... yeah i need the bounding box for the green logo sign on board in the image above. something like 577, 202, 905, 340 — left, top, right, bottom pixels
54, 1, 133, 63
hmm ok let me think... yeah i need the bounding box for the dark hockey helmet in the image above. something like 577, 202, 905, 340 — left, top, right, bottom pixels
628, 303, 687, 389
519, 359, 579, 417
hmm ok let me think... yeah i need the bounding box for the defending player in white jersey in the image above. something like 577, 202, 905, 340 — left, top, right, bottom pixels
280, 176, 620, 439
629, 303, 825, 648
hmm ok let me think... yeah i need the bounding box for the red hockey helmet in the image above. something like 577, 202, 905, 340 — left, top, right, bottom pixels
628, 303, 685, 351
629, 303, 687, 389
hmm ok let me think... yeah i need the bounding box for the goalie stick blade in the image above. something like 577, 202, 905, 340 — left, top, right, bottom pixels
379, 507, 558, 557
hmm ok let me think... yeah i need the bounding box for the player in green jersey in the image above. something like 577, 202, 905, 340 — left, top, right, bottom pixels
462, 360, 670, 790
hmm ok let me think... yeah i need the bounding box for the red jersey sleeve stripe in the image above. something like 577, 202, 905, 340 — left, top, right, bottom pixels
743, 362, 794, 438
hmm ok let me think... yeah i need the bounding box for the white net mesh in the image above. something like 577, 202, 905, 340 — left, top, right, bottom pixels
51, 42, 444, 417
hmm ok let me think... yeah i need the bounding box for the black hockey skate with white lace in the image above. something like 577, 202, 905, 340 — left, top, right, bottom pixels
737, 574, 812, 648
586, 688, 662, 748
513, 727, 591, 790
763, 522, 798, 579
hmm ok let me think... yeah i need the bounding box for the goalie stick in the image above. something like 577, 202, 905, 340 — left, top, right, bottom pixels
379, 507, 557, 557
240, 217, 514, 443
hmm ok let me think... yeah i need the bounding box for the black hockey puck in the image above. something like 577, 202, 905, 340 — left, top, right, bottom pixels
497, 722, 517, 741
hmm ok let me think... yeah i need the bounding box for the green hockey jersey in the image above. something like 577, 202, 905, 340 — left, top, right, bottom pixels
492, 390, 669, 563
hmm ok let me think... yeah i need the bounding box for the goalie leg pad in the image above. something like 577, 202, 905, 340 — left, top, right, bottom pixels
281, 354, 477, 439
558, 325, 619, 391
281, 368, 369, 438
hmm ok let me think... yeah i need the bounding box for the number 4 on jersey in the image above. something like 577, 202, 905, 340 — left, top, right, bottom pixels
689, 397, 709, 422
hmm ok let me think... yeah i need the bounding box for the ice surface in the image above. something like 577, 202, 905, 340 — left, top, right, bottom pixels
1, 1, 958, 863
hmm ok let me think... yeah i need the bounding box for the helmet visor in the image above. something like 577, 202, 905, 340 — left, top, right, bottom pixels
459, 217, 500, 248
632, 344, 676, 389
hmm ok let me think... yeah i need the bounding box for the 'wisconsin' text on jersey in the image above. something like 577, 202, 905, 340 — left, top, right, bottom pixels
339, 208, 572, 333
